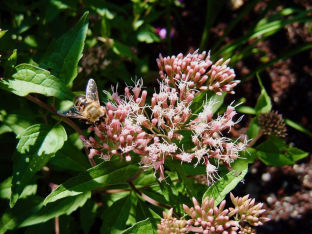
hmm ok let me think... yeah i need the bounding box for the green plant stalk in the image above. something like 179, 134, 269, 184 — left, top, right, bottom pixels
25, 94, 96, 167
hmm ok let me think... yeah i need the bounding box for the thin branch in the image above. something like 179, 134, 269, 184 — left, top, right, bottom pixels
25, 94, 96, 167
55, 217, 59, 234
247, 131, 263, 148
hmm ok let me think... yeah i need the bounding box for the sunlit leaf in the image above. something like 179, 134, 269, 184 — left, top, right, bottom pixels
0, 177, 37, 199
1, 64, 75, 100
10, 124, 67, 207
18, 192, 90, 227
121, 218, 159, 234
203, 167, 248, 206
0, 30, 8, 38
44, 159, 140, 204
39, 12, 89, 86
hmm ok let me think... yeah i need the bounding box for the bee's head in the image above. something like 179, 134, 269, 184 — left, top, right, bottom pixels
73, 95, 87, 106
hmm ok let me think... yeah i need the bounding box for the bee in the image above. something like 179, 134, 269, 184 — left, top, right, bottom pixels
58, 79, 106, 124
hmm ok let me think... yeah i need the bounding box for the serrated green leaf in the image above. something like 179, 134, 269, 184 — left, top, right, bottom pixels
256, 136, 309, 166
80, 199, 98, 234
1, 64, 75, 100
166, 160, 196, 198
3, 49, 17, 78
121, 218, 159, 234
0, 195, 44, 234
100, 195, 132, 234
203, 167, 248, 206
255, 74, 272, 115
18, 192, 90, 227
39, 12, 89, 86
0, 177, 37, 200
247, 117, 259, 139
10, 124, 67, 207
44, 159, 140, 204
0, 30, 8, 38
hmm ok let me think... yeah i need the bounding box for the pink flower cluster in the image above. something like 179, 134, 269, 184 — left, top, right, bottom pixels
80, 50, 247, 182
157, 194, 269, 234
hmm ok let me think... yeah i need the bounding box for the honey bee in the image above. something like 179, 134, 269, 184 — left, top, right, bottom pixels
58, 79, 105, 124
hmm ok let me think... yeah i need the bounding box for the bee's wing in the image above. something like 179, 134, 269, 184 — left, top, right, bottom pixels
86, 78, 100, 104
57, 107, 86, 119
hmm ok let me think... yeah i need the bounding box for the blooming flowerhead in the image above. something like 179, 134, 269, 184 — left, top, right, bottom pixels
77, 50, 247, 183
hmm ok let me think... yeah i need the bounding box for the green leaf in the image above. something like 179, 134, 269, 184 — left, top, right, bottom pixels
45, 0, 69, 23
121, 218, 159, 234
10, 124, 67, 207
190, 91, 226, 116
285, 118, 312, 138
80, 199, 98, 234
3, 49, 17, 78
18, 192, 90, 227
39, 12, 89, 86
203, 167, 248, 206
0, 196, 43, 234
182, 164, 206, 175
236, 106, 256, 115
232, 148, 257, 171
0, 30, 8, 38
166, 160, 196, 198
1, 64, 75, 100
135, 195, 154, 222
44, 159, 140, 204
255, 74, 272, 115
247, 117, 259, 139
112, 40, 137, 60
50, 137, 90, 172
0, 177, 37, 199
0, 109, 35, 135
100, 195, 132, 234
256, 136, 309, 166
158, 176, 182, 214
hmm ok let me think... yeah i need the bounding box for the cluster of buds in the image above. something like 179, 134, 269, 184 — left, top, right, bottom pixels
257, 111, 287, 138
157, 50, 240, 95
80, 50, 248, 182
157, 194, 269, 234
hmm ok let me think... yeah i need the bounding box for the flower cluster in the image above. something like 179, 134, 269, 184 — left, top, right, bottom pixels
157, 194, 269, 234
79, 50, 248, 182
257, 111, 287, 138
157, 50, 239, 95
